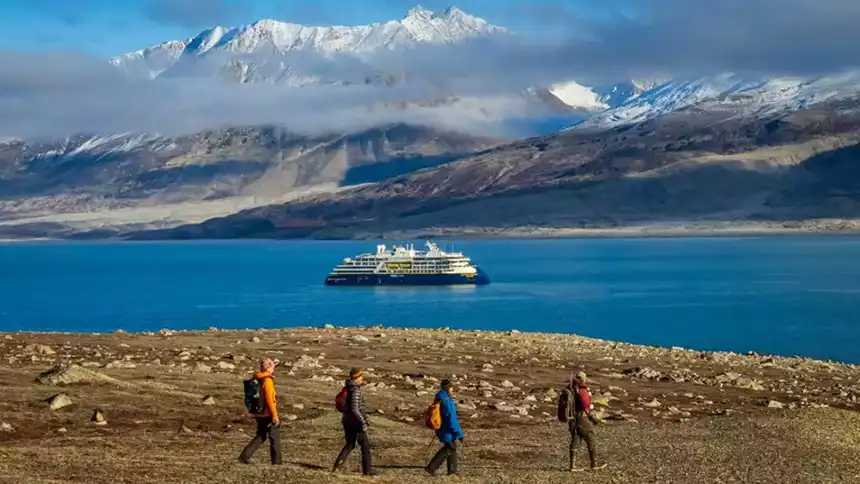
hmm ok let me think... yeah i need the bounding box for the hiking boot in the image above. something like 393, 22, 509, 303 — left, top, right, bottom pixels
363, 470, 381, 477
237, 457, 252, 465
569, 467, 586, 473
590, 464, 607, 471
425, 466, 437, 476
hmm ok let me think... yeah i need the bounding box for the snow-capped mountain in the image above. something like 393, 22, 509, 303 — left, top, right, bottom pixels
111, 6, 505, 81
576, 72, 860, 130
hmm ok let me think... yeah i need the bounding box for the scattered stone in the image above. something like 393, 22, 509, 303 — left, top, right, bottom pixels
26, 344, 55, 355
284, 414, 299, 421
292, 403, 305, 410
216, 361, 236, 370
194, 363, 212, 373
0, 422, 13, 432
3, 335, 12, 340
643, 398, 662, 409
396, 403, 414, 412
250, 336, 261, 343
57, 427, 68, 433
376, 409, 385, 414
179, 424, 194, 434
47, 393, 73, 410
500, 380, 516, 389
623, 367, 664, 381
158, 329, 176, 337
207, 327, 219, 333
767, 400, 786, 409
91, 409, 107, 425
524, 395, 538, 403
292, 355, 322, 369
481, 363, 494, 373
202, 395, 216, 406
352, 335, 370, 343
104, 360, 137, 369
399, 416, 415, 423
309, 375, 335, 382
227, 354, 246, 363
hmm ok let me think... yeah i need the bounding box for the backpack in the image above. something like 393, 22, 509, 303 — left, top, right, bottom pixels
244, 377, 267, 414
556, 386, 581, 423
335, 386, 349, 413
424, 400, 442, 430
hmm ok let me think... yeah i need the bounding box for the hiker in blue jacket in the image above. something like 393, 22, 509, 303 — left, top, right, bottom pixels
425, 379, 464, 476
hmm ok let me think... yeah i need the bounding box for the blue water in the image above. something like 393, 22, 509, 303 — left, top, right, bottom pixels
1, 238, 859, 363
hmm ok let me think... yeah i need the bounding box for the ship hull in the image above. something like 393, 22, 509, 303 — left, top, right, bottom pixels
325, 270, 490, 286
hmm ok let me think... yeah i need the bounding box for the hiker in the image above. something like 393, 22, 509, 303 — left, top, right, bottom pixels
425, 379, 464, 476
563, 371, 606, 472
332, 367, 377, 476
238, 358, 282, 465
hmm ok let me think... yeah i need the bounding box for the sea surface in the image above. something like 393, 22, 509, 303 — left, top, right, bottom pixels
1, 237, 859, 363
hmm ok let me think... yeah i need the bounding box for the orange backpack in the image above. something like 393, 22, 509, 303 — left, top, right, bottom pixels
424, 400, 442, 430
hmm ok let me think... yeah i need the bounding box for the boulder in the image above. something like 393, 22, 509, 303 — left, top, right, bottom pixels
323, 324, 335, 330
26, 344, 55, 355
216, 361, 236, 370
202, 396, 216, 406
47, 393, 73, 410
91, 409, 107, 425
104, 361, 137, 369
643, 398, 662, 409
0, 422, 12, 432
250, 336, 261, 343
194, 363, 212, 373
767, 400, 785, 409
292, 403, 305, 410
352, 335, 370, 343
37, 364, 113, 386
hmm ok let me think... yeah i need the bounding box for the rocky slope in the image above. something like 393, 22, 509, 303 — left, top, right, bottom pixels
1, 327, 859, 483
128, 97, 860, 239
0, 125, 499, 237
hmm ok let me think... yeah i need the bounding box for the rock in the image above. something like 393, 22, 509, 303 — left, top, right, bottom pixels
643, 398, 662, 409
26, 344, 55, 355
0, 422, 12, 432
227, 354, 246, 362
216, 361, 236, 370
622, 367, 665, 381
292, 355, 322, 369
481, 363, 494, 373
194, 363, 212, 373
284, 414, 299, 421
323, 324, 335, 330
352, 335, 370, 343
524, 395, 538, 403
309, 375, 335, 382
104, 360, 137, 369
57, 427, 67, 433
37, 364, 113, 386
81, 362, 102, 368
593, 397, 611, 408
250, 336, 261, 343
399, 416, 415, 423
500, 380, 516, 389
48, 393, 73, 410
376, 409, 385, 414
158, 329, 176, 337
91, 409, 107, 425
3, 335, 12, 340
207, 327, 219, 333
202, 395, 216, 406
292, 403, 305, 410
459, 401, 478, 411
375, 334, 387, 339
508, 330, 521, 335
179, 424, 194, 434
767, 400, 786, 409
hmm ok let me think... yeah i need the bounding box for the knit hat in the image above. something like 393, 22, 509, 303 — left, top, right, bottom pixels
440, 379, 453, 390
349, 367, 364, 379
575, 371, 587, 383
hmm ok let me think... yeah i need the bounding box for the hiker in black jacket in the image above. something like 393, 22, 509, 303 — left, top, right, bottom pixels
332, 367, 377, 476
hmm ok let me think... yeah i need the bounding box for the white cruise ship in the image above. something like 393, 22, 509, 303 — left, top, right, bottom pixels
324, 242, 490, 286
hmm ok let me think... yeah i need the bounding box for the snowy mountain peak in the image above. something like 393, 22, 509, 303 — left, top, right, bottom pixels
405, 5, 434, 20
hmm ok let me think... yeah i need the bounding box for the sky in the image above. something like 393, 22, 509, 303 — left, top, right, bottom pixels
2, 0, 860, 140
0, 0, 604, 57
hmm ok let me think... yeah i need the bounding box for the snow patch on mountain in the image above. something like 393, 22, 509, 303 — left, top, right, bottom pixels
574, 72, 860, 130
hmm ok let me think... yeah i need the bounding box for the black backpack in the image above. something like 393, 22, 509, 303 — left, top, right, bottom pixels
244, 377, 267, 414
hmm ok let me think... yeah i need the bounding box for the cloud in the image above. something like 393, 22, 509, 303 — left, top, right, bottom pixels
0, 50, 544, 140
3, 0, 860, 140
143, 0, 232, 28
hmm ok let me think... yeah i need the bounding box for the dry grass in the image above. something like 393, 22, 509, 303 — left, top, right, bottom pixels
1, 328, 859, 484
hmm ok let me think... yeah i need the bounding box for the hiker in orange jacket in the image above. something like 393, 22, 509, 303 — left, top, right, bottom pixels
239, 358, 282, 465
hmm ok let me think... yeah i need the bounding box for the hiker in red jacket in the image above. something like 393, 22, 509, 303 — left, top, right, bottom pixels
332, 368, 377, 476
239, 358, 282, 465
568, 371, 606, 472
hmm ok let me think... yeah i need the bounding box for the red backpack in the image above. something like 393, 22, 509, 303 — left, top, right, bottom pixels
335, 386, 349, 413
